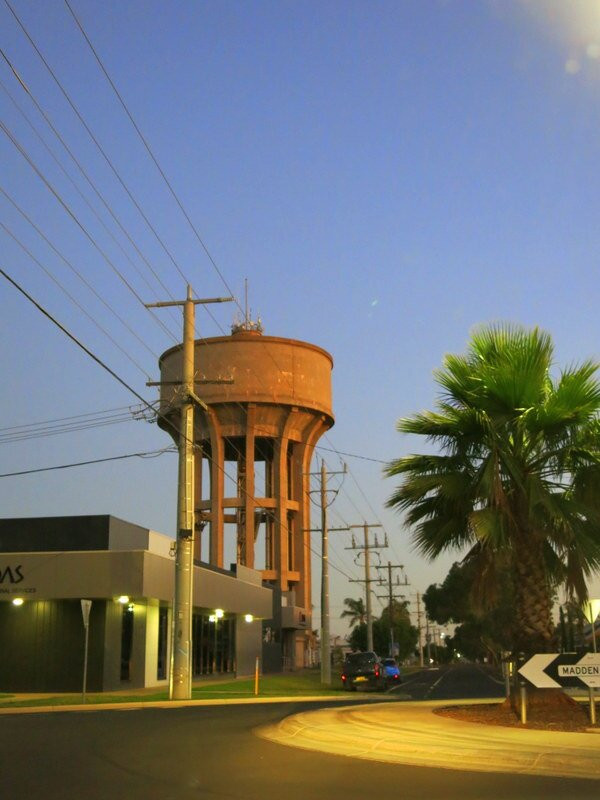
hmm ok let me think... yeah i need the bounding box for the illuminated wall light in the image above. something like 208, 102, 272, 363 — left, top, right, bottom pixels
215, 608, 224, 619
11, 597, 24, 606
209, 614, 216, 623
127, 603, 134, 612
117, 595, 129, 605
244, 614, 254, 623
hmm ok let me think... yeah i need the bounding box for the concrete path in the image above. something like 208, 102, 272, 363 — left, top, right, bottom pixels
256, 699, 600, 780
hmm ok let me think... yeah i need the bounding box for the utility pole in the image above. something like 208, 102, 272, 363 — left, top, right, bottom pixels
375, 561, 409, 657
306, 460, 347, 685
414, 591, 424, 667
146, 286, 232, 700
320, 460, 330, 685
425, 617, 432, 665
346, 523, 384, 652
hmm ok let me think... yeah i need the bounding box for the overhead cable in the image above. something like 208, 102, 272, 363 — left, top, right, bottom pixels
4, 0, 192, 288
0, 446, 176, 478
0, 61, 181, 331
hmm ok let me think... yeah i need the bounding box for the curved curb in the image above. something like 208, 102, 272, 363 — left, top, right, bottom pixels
255, 699, 600, 780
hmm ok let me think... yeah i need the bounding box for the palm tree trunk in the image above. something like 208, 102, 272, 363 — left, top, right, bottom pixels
512, 539, 555, 656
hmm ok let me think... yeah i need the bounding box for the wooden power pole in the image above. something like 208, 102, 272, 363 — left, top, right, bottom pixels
346, 523, 384, 652
146, 286, 232, 700
375, 561, 409, 657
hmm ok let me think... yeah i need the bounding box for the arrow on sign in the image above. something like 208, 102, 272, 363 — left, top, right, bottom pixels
518, 654, 561, 689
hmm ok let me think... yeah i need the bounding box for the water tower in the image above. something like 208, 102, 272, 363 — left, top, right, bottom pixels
157, 319, 334, 667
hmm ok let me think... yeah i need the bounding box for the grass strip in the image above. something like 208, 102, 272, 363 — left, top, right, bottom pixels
0, 670, 346, 707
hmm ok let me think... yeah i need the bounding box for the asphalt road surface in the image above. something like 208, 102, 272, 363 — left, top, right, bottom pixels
1, 666, 597, 800
390, 661, 506, 700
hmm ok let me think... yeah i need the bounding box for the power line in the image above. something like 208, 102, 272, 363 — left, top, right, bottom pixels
0, 59, 181, 334
0, 412, 139, 445
0, 404, 134, 433
4, 0, 193, 290
323, 433, 406, 567
0, 265, 157, 410
0, 184, 174, 364
0, 119, 173, 352
0, 446, 176, 478
63, 0, 240, 308
63, 0, 304, 397
315, 444, 388, 464
1, 218, 152, 378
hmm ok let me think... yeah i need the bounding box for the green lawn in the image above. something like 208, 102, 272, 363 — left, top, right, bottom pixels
0, 670, 345, 708
192, 670, 344, 697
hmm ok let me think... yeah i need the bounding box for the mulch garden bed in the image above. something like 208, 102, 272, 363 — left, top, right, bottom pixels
435, 697, 597, 733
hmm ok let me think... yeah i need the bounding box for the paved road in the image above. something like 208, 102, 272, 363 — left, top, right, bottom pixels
1, 695, 597, 799
391, 662, 506, 701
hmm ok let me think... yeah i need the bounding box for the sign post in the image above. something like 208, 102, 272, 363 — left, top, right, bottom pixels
519, 652, 600, 724
582, 600, 599, 725
81, 599, 92, 704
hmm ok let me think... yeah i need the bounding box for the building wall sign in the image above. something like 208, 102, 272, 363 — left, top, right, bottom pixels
0, 565, 24, 583
0, 564, 36, 596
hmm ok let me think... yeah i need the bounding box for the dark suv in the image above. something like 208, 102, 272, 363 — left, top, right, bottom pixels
341, 651, 385, 691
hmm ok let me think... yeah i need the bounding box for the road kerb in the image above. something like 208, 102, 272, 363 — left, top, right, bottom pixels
255, 699, 600, 780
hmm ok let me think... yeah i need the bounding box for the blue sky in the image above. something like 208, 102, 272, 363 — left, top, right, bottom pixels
2, 0, 600, 634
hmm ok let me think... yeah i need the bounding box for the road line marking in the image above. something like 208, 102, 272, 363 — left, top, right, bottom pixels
424, 670, 448, 699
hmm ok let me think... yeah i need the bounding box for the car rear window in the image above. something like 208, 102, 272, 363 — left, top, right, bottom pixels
344, 652, 376, 666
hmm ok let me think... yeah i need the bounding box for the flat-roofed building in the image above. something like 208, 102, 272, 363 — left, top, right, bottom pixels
0, 515, 271, 693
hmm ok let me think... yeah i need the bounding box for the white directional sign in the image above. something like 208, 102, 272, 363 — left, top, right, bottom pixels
519, 652, 600, 689
557, 653, 600, 688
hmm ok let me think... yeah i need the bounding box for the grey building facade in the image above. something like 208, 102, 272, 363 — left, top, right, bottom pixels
0, 515, 272, 692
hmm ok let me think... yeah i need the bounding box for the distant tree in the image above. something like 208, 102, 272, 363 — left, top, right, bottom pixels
340, 597, 367, 628
423, 561, 515, 663
347, 622, 367, 652
384, 616, 418, 661
346, 615, 418, 661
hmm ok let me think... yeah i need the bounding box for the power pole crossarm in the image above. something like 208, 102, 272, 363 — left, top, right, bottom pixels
145, 296, 233, 308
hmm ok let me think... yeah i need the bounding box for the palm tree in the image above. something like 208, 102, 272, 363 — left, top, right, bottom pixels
340, 597, 367, 628
386, 325, 600, 656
